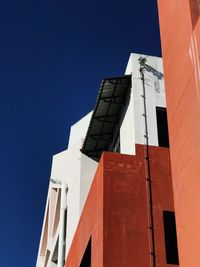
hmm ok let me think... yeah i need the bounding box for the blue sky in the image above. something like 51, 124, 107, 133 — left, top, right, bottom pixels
0, 1, 161, 266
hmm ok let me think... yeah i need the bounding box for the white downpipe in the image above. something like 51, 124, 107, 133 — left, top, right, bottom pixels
58, 182, 68, 267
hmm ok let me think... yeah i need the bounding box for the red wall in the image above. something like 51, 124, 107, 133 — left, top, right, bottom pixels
157, 0, 200, 266
65, 145, 176, 267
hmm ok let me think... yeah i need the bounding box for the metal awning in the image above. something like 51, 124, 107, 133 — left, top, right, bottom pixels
81, 75, 131, 161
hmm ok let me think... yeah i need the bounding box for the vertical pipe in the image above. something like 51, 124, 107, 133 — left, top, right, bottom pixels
140, 68, 156, 267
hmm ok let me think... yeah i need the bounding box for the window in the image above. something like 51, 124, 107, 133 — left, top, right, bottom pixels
51, 239, 58, 264
189, 0, 200, 28
64, 209, 67, 241
163, 211, 179, 265
80, 238, 91, 267
156, 107, 169, 147
113, 133, 120, 153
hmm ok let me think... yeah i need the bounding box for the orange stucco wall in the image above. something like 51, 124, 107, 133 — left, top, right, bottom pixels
157, 1, 200, 266
65, 145, 177, 267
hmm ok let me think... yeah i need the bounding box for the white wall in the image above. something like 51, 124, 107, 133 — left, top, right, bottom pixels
68, 111, 92, 148
50, 140, 98, 258
36, 115, 98, 267
120, 53, 166, 155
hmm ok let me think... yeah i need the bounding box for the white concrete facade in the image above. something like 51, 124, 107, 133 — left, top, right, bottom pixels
36, 140, 98, 267
36, 53, 166, 267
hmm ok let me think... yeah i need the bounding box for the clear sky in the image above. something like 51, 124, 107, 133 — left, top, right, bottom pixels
0, 0, 161, 266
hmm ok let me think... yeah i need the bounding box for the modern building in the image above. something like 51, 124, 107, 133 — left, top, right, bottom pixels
36, 53, 179, 267
157, 1, 200, 266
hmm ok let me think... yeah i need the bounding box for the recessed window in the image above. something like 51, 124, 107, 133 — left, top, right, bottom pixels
80, 238, 91, 267
51, 238, 58, 264
113, 133, 120, 153
163, 211, 179, 265
64, 209, 67, 241
156, 107, 169, 147
189, 0, 200, 28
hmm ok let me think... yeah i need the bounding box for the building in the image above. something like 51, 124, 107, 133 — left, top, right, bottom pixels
36, 53, 179, 267
157, 1, 200, 266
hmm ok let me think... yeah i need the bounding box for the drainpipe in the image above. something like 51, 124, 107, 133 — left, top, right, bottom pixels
50, 179, 68, 267
139, 60, 156, 267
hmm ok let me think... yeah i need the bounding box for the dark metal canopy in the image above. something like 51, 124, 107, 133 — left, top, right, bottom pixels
81, 75, 131, 161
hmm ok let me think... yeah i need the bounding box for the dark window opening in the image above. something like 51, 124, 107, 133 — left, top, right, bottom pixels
108, 89, 130, 153
64, 209, 67, 241
51, 238, 58, 264
112, 132, 120, 153
156, 107, 169, 147
189, 0, 200, 28
163, 211, 179, 265
62, 208, 68, 266
80, 238, 91, 267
